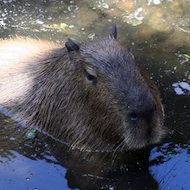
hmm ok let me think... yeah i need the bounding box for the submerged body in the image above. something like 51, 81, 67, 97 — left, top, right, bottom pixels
0, 25, 165, 152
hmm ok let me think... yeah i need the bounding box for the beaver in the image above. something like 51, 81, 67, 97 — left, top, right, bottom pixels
0, 24, 165, 152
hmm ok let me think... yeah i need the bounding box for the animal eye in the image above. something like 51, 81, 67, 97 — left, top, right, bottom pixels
84, 70, 97, 83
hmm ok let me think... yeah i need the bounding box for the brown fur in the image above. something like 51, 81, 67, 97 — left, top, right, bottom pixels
0, 29, 165, 152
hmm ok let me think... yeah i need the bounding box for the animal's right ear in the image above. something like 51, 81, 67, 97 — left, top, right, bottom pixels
65, 38, 80, 60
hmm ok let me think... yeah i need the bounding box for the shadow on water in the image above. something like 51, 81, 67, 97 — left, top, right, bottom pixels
0, 0, 190, 189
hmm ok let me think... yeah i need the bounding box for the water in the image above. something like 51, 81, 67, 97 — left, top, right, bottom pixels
0, 0, 190, 189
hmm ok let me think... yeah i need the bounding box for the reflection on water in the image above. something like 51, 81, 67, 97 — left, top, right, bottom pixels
150, 144, 190, 189
0, 0, 190, 189
0, 150, 68, 190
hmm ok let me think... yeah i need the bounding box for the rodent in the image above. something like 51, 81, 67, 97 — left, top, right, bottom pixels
0, 24, 166, 152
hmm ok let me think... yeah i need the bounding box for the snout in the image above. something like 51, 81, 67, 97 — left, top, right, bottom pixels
122, 100, 165, 150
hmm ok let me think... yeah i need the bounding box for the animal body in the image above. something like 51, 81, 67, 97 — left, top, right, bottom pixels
0, 24, 165, 151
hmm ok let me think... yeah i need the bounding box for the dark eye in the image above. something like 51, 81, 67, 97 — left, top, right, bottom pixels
84, 70, 97, 83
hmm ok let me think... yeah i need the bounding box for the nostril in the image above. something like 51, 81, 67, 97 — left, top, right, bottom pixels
154, 105, 157, 112
128, 106, 156, 123
128, 102, 157, 123
129, 113, 139, 121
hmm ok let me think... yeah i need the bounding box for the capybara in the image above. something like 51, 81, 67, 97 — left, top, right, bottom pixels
0, 24, 165, 152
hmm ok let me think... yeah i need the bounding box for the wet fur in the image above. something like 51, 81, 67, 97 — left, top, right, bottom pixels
0, 28, 165, 152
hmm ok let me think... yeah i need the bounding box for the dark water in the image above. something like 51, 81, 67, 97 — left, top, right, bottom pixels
0, 0, 190, 189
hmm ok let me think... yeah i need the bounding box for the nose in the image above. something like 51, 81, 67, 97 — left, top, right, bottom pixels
128, 105, 156, 124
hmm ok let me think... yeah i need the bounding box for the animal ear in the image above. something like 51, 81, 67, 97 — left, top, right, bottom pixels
110, 23, 117, 39
65, 38, 80, 59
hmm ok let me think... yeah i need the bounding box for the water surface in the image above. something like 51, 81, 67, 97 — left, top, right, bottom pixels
0, 0, 190, 189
